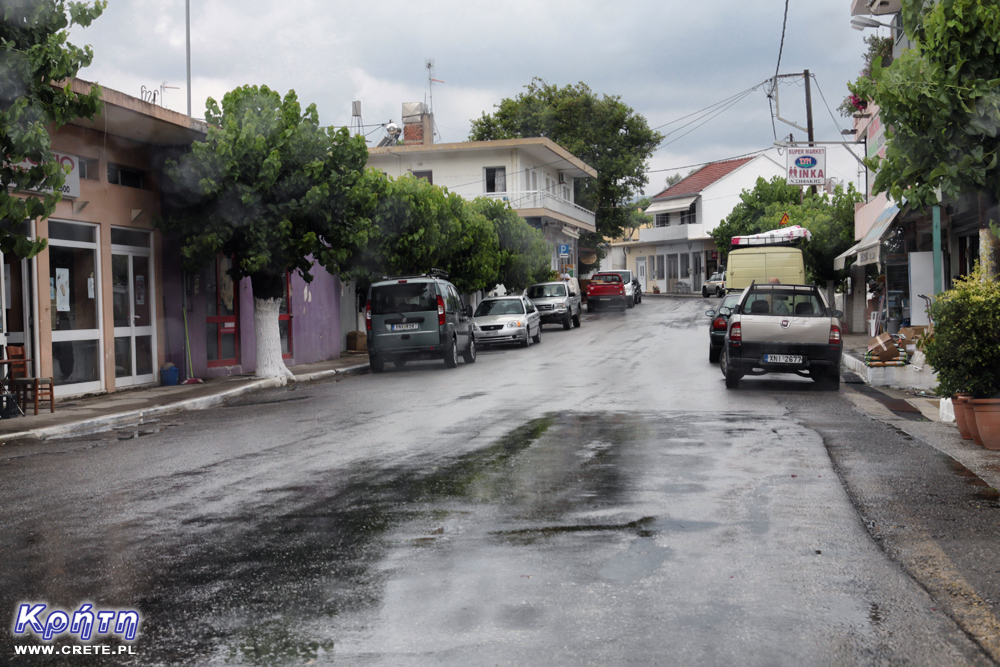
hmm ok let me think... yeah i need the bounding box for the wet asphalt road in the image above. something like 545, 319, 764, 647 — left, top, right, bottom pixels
0, 296, 997, 665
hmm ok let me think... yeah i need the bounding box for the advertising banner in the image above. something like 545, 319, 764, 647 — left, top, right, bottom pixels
786, 147, 826, 186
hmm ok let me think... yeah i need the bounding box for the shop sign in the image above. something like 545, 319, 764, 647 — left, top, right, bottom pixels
857, 245, 879, 266
9, 152, 80, 199
786, 147, 826, 186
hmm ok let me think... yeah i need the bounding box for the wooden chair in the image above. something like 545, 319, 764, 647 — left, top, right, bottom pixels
8, 345, 55, 415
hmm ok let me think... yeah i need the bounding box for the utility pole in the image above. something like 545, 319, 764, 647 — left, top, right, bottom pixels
804, 69, 816, 196
185, 0, 191, 117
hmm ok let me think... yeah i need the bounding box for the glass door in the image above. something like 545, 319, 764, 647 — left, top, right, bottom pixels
112, 251, 155, 386
206, 256, 239, 368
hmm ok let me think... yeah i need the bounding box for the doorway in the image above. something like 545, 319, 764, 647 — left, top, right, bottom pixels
111, 229, 155, 387
636, 258, 647, 292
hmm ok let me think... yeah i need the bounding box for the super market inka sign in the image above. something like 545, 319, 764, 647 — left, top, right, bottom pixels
785, 147, 826, 186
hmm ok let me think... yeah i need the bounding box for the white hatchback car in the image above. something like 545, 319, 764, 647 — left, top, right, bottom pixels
473, 295, 542, 347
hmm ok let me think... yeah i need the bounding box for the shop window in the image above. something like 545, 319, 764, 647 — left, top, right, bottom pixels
279, 272, 292, 359
50, 245, 98, 331
206, 256, 239, 367
107, 163, 145, 189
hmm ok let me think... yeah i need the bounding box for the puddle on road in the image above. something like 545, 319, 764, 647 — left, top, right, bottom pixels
132, 412, 722, 663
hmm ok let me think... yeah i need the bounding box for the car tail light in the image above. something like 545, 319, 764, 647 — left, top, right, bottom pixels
712, 316, 728, 331
365, 301, 372, 331
437, 295, 446, 326
829, 324, 842, 345
729, 322, 742, 344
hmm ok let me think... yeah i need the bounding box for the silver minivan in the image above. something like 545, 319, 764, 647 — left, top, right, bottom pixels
525, 280, 582, 329
365, 272, 476, 372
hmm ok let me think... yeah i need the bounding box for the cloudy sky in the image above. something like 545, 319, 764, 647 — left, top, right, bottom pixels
69, 0, 880, 197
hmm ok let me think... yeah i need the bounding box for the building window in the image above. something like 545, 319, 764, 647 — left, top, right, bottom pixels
411, 170, 432, 184
78, 157, 99, 181
107, 163, 145, 189
681, 203, 696, 225
656, 255, 665, 280
485, 167, 506, 193
655, 213, 670, 227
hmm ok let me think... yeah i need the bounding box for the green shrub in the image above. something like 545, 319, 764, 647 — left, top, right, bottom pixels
921, 267, 1000, 398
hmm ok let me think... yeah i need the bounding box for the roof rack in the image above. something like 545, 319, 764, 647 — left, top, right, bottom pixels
731, 225, 812, 247
380, 268, 450, 281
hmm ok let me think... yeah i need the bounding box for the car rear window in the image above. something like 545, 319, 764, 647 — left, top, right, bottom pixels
475, 299, 525, 316
527, 284, 567, 298
743, 288, 823, 316
371, 282, 437, 314
592, 274, 622, 283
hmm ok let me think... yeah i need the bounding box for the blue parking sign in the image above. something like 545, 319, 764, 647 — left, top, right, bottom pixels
558, 244, 570, 258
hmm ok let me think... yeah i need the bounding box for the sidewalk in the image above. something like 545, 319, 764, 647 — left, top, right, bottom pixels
0, 353, 370, 444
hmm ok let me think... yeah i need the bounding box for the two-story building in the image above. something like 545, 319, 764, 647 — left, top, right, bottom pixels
366, 103, 598, 279
608, 154, 784, 293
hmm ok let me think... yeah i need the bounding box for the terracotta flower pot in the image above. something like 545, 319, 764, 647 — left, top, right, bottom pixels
953, 395, 973, 440
966, 401, 985, 446
970, 399, 1000, 450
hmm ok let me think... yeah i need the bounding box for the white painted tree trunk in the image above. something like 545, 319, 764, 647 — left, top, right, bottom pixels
254, 296, 294, 382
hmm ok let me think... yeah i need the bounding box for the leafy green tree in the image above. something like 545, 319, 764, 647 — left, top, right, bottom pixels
161, 85, 373, 380
1, 0, 105, 259
710, 176, 801, 264
468, 79, 663, 241
851, 0, 1000, 269
344, 174, 501, 294
469, 198, 550, 292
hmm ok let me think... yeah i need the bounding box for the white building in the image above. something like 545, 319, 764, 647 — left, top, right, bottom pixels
366, 103, 597, 277
607, 154, 784, 293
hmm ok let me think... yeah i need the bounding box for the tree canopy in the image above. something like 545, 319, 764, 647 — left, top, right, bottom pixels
468, 197, 551, 292
711, 177, 862, 284
162, 85, 373, 298
851, 0, 1000, 209
0, 0, 105, 259
468, 79, 663, 242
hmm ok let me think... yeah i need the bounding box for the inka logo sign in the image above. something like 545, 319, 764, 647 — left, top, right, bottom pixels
794, 156, 818, 169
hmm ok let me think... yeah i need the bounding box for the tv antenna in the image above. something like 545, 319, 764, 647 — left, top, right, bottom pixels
425, 58, 443, 141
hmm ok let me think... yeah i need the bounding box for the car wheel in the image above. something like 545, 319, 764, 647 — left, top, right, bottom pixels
717, 287, 724, 297
521, 330, 530, 348
702, 286, 709, 298
532, 325, 541, 344
563, 312, 572, 330
462, 336, 477, 364
636, 293, 641, 304
626, 296, 634, 309
369, 354, 385, 374
709, 341, 720, 363
444, 337, 459, 368
722, 348, 741, 389
572, 311, 581, 328
812, 367, 840, 391
587, 302, 595, 313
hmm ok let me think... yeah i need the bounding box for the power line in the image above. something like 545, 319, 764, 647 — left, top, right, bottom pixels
646, 148, 771, 175
773, 0, 790, 86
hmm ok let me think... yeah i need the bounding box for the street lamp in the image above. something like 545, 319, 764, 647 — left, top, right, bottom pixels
850, 16, 900, 34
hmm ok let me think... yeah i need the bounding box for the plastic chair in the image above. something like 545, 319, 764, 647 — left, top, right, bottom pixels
8, 345, 55, 415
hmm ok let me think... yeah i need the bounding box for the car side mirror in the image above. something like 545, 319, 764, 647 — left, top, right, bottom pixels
569, 291, 576, 297
832, 309, 843, 319
720, 306, 733, 317
465, 305, 474, 318
705, 309, 716, 318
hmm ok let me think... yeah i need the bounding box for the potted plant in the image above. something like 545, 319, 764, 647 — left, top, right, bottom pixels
921, 267, 1000, 448
651, 280, 660, 294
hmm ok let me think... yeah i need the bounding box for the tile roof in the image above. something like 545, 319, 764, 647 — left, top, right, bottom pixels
650, 156, 756, 200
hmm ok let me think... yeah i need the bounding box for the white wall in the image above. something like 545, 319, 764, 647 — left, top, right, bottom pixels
700, 155, 785, 234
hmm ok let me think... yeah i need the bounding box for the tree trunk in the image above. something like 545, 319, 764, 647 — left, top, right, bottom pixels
981, 226, 999, 280
253, 296, 293, 381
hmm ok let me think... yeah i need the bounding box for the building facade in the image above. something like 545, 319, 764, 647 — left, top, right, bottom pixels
608, 155, 785, 293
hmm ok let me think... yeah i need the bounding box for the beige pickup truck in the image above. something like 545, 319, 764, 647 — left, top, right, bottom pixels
719, 282, 843, 390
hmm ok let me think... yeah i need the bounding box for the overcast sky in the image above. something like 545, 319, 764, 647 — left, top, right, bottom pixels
69, 0, 880, 197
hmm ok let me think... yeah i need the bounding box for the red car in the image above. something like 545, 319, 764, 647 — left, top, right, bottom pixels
586, 273, 628, 312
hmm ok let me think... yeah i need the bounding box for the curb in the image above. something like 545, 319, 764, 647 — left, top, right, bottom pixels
5, 362, 370, 442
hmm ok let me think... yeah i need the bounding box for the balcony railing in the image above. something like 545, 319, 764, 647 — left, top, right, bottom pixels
637, 223, 707, 244
484, 190, 595, 227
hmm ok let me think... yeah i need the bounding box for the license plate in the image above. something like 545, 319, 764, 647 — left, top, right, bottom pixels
390, 323, 419, 331
765, 354, 803, 364
481, 330, 500, 337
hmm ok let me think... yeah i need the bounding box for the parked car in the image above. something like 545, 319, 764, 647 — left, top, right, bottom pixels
606, 270, 638, 308
586, 272, 628, 312
526, 281, 581, 329
702, 272, 726, 298
720, 282, 843, 390
705, 291, 742, 362
473, 295, 542, 347
365, 271, 476, 373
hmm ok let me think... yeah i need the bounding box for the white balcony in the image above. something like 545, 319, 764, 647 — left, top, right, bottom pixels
638, 223, 709, 244
484, 190, 596, 232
